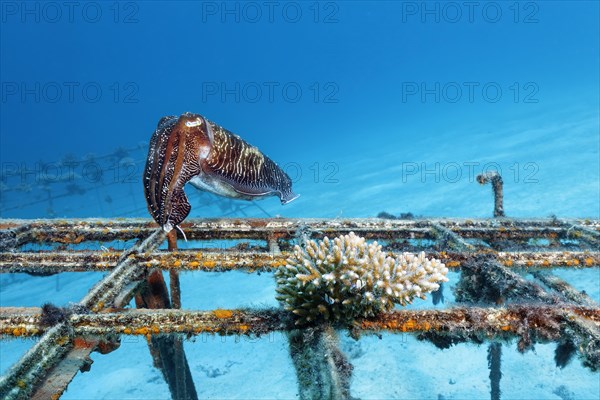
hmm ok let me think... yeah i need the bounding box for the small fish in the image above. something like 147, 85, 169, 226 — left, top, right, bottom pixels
143, 112, 298, 232
324, 294, 336, 304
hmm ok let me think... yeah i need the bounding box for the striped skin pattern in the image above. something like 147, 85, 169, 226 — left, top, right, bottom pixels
143, 112, 298, 232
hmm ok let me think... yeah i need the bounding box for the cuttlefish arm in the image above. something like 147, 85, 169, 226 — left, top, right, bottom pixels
143, 114, 204, 232
143, 113, 298, 232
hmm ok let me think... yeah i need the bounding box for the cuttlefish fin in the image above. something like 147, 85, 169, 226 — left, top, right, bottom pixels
226, 181, 299, 204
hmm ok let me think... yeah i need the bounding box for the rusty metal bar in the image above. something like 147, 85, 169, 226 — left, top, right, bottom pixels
28, 229, 164, 399
1, 306, 598, 337
493, 251, 599, 268
0, 223, 36, 251
4, 217, 595, 231
0, 219, 157, 248
532, 271, 598, 307
167, 231, 181, 310
562, 222, 600, 248
430, 222, 476, 251
563, 313, 600, 371
30, 337, 100, 400
0, 229, 165, 400
1, 218, 597, 247
2, 250, 598, 274
79, 229, 165, 311
445, 226, 592, 242
0, 323, 73, 399
456, 254, 560, 304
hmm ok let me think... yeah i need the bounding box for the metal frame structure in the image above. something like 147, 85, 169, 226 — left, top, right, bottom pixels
0, 217, 599, 399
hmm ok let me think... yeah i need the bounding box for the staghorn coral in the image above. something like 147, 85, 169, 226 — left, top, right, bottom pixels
275, 232, 448, 325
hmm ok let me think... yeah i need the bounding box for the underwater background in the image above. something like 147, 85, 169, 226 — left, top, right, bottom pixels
0, 1, 599, 399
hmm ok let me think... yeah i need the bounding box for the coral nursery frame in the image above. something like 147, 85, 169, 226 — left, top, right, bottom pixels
0, 217, 598, 399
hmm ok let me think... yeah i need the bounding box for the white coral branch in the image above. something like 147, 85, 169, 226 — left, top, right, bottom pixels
275, 232, 449, 325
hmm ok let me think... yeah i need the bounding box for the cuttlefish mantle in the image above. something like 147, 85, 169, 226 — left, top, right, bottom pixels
143, 112, 299, 232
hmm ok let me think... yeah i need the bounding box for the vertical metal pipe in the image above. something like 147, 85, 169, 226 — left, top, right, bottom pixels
168, 230, 181, 309
488, 342, 502, 400
135, 229, 197, 400
288, 325, 353, 400
477, 172, 505, 217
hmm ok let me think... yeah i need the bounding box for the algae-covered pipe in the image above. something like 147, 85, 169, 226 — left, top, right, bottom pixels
288, 325, 353, 400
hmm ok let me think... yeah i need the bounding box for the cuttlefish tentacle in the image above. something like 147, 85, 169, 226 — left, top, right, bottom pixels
144, 114, 203, 231
143, 112, 298, 232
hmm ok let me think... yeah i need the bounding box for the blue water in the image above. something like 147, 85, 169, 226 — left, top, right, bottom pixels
1, 1, 599, 399
1, 1, 598, 220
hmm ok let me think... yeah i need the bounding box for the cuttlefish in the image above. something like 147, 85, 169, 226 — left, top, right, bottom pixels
143, 112, 299, 233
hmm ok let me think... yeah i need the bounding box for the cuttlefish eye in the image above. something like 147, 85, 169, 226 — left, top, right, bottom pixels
176, 114, 212, 158
178, 112, 203, 127
185, 118, 203, 128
